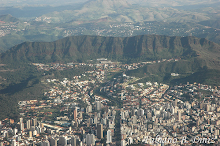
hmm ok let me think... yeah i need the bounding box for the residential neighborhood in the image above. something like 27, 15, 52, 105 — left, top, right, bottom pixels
0, 59, 220, 146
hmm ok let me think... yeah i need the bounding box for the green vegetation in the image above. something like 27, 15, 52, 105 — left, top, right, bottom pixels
0, 65, 47, 120
0, 34, 220, 120
0, 62, 94, 120
1, 35, 218, 64
127, 61, 220, 86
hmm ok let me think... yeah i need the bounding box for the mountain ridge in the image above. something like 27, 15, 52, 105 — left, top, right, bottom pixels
0, 14, 20, 23
1, 35, 220, 66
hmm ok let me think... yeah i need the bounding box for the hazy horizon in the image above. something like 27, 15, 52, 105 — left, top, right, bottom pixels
0, 0, 219, 7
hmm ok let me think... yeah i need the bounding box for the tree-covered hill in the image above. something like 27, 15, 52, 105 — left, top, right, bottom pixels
1, 35, 220, 64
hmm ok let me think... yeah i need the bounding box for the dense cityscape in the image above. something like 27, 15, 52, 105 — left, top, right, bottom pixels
0, 59, 220, 146
0, 0, 220, 146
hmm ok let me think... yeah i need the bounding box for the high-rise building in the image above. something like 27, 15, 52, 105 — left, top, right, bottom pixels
16, 135, 21, 142
132, 115, 137, 124
101, 118, 107, 125
86, 105, 92, 113
138, 109, 144, 116
71, 136, 76, 146
128, 137, 133, 145
96, 101, 101, 111
178, 110, 181, 121
20, 123, 24, 131
97, 124, 103, 139
206, 104, 211, 112
147, 112, 152, 119
79, 112, 82, 119
32, 118, 37, 126
13, 128, 18, 135
74, 109, 77, 121
106, 130, 112, 144
121, 111, 125, 120
200, 101, 204, 109
93, 116, 98, 125
86, 134, 95, 146
26, 119, 31, 130
20, 118, 23, 124
29, 131, 32, 138
174, 99, 178, 107
58, 136, 67, 146
33, 130, 37, 136
11, 139, 16, 146
49, 137, 57, 146
79, 141, 83, 146
121, 139, 125, 146
41, 140, 50, 146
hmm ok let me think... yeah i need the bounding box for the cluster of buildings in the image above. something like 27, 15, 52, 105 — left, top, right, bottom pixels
101, 73, 220, 145
1, 59, 220, 146
0, 21, 18, 37
32, 57, 180, 73
1, 61, 119, 146
34, 17, 52, 23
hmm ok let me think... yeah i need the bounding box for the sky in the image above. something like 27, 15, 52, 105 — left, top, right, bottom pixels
0, 0, 87, 7
0, 0, 219, 7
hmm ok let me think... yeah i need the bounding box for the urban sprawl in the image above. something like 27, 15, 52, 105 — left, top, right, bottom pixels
0, 58, 220, 146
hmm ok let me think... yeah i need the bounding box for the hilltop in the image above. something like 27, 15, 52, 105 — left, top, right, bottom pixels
0, 14, 20, 23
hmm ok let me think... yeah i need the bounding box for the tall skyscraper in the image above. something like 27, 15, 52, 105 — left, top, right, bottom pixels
106, 130, 112, 144
96, 101, 101, 111
178, 110, 181, 121
74, 109, 77, 121
121, 111, 125, 120
71, 136, 76, 146
20, 122, 24, 131
97, 124, 103, 139
20, 118, 23, 124
26, 119, 31, 130
32, 118, 37, 126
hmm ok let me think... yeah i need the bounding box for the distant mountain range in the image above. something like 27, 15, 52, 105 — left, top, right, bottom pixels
40, 0, 213, 23
1, 35, 220, 67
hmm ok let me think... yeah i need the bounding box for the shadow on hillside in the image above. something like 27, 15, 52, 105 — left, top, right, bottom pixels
0, 76, 39, 95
